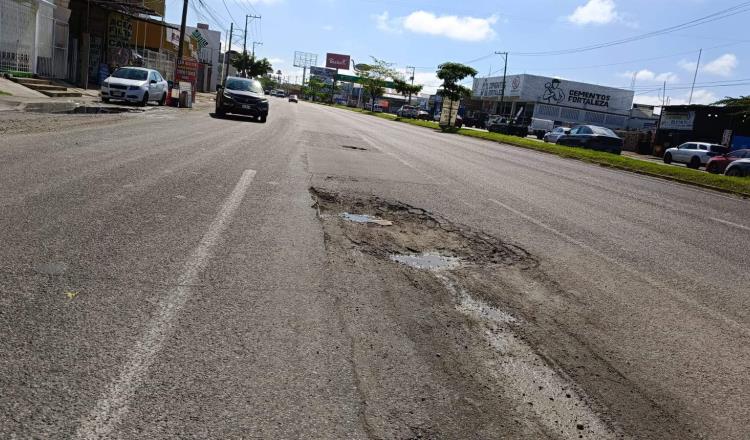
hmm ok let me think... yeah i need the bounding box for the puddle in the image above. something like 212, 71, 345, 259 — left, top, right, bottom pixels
389, 253, 461, 271
341, 212, 392, 226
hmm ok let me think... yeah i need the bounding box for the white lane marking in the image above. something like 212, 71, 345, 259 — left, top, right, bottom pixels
711, 217, 750, 232
487, 197, 749, 336
75, 169, 257, 440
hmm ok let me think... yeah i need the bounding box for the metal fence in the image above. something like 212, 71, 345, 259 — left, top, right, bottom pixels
35, 12, 69, 78
139, 48, 175, 82
0, 0, 35, 73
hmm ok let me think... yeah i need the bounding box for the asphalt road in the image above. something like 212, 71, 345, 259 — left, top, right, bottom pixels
1, 99, 748, 439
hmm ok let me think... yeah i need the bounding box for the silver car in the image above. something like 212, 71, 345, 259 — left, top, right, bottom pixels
101, 67, 169, 106
544, 126, 571, 143
663, 142, 729, 169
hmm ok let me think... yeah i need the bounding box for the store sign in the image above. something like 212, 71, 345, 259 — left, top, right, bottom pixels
660, 111, 695, 131
325, 53, 350, 69
190, 29, 209, 48
108, 14, 133, 49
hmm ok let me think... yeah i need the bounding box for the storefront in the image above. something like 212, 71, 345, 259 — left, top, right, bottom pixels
472, 74, 635, 130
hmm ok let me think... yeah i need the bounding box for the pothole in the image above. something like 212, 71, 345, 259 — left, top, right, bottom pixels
341, 212, 393, 226
390, 253, 460, 271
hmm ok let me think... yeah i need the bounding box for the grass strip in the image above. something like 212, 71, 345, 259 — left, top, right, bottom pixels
0, 90, 11, 96
329, 103, 750, 196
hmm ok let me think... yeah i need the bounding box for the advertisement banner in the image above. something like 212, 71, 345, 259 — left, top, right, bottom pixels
660, 111, 695, 131
176, 57, 198, 99
310, 66, 336, 84
325, 53, 350, 69
439, 98, 459, 127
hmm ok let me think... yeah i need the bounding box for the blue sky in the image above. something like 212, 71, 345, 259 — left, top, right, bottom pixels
166, 0, 749, 106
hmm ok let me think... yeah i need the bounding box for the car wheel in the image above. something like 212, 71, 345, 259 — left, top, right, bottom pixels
101, 97, 110, 103
215, 106, 225, 117
688, 156, 701, 169
158, 92, 166, 106
663, 152, 672, 164
726, 167, 743, 177
139, 92, 149, 107
259, 114, 267, 123
706, 163, 717, 174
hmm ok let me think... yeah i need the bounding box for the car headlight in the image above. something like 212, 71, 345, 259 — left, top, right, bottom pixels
223, 91, 235, 100
102, 81, 109, 87
128, 85, 142, 91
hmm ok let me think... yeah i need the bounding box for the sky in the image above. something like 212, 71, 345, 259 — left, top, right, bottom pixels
165, 0, 750, 107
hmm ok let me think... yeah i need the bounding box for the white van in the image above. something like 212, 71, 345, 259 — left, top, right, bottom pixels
528, 118, 555, 139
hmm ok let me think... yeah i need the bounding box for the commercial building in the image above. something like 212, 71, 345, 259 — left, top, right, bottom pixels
654, 105, 750, 155
472, 74, 635, 130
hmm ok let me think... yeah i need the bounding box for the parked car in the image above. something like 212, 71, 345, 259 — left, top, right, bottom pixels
101, 67, 168, 106
544, 126, 571, 143
556, 125, 623, 154
663, 142, 729, 169
417, 110, 431, 120
288, 94, 298, 103
215, 76, 269, 122
528, 118, 555, 140
705, 149, 750, 174
396, 105, 419, 118
372, 104, 384, 112
486, 116, 528, 137
724, 158, 750, 177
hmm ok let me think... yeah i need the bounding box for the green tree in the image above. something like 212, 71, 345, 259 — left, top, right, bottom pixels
393, 78, 423, 105
230, 53, 273, 78
713, 95, 750, 109
436, 62, 477, 129
304, 77, 328, 102
357, 57, 398, 111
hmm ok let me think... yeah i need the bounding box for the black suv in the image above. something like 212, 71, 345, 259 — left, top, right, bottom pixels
215, 77, 269, 122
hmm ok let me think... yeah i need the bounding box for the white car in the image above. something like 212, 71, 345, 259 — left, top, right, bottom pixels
663, 142, 729, 169
544, 126, 570, 143
101, 67, 168, 106
528, 118, 555, 139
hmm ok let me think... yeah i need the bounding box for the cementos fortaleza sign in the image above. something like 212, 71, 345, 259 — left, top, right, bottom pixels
473, 74, 634, 113
325, 53, 351, 69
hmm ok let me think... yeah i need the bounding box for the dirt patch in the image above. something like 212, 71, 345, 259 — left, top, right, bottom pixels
311, 187, 696, 440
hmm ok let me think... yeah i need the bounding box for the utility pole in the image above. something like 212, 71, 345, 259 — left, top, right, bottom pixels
243, 14, 261, 54
223, 22, 233, 84
406, 65, 416, 104
174, 0, 189, 84
662, 80, 667, 107
688, 48, 702, 105
495, 52, 508, 116
252, 41, 263, 58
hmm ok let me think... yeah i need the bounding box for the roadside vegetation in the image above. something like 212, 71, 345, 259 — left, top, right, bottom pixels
0, 90, 11, 96
330, 104, 750, 196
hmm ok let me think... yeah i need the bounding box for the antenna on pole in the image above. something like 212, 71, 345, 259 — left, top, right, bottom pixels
688, 48, 702, 105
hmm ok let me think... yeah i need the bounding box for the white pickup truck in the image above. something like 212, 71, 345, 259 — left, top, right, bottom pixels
528, 118, 555, 140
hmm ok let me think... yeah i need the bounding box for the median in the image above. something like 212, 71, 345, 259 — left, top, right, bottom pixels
331, 104, 750, 197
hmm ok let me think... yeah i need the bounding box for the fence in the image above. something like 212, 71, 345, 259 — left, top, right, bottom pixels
35, 11, 69, 78
139, 48, 175, 82
0, 0, 35, 73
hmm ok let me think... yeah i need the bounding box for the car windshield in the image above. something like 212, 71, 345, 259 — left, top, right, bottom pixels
590, 126, 618, 137
226, 78, 264, 94
710, 145, 729, 154
111, 68, 148, 81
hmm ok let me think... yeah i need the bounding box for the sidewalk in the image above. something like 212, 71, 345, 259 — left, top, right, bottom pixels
0, 77, 100, 113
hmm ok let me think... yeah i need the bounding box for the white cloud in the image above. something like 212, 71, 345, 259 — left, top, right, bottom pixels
634, 89, 717, 107
402, 11, 497, 42
268, 57, 284, 65
679, 53, 738, 77
373, 10, 497, 42
568, 0, 620, 25
410, 71, 443, 95
322, 25, 334, 31
621, 69, 679, 83
703, 53, 737, 77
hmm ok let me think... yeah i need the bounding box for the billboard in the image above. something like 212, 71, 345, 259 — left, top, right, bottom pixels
326, 53, 351, 69
473, 74, 634, 113
660, 111, 695, 131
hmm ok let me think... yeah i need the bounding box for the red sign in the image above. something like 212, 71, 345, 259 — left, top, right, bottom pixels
176, 57, 198, 99
325, 53, 350, 70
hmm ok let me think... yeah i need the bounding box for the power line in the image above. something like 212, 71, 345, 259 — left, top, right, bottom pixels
512, 1, 750, 56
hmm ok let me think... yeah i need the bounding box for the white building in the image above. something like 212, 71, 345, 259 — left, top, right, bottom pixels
472, 74, 635, 130
186, 23, 220, 92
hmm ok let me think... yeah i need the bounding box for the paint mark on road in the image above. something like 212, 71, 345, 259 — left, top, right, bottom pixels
74, 169, 256, 440
711, 217, 750, 232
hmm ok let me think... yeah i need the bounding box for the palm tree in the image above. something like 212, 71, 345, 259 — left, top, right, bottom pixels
230, 53, 273, 78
